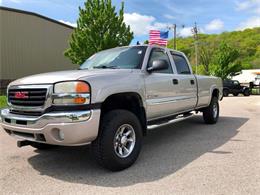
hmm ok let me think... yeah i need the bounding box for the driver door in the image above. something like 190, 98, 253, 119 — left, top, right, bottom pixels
144, 48, 177, 120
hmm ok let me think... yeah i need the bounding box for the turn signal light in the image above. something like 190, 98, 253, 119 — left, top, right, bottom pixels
74, 97, 86, 104
76, 82, 90, 93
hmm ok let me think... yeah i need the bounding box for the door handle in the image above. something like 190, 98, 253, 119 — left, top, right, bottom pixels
190, 80, 195, 85
172, 79, 179, 85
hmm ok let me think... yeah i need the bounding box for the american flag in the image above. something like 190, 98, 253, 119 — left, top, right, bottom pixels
149, 30, 169, 46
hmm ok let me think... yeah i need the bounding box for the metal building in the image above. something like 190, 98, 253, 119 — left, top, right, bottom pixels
0, 6, 76, 94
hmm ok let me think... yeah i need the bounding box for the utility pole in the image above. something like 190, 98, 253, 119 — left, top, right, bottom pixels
192, 22, 199, 75
167, 24, 177, 50
173, 24, 177, 50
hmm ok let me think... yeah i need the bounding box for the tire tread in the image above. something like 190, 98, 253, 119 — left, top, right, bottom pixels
203, 97, 219, 124
92, 109, 142, 171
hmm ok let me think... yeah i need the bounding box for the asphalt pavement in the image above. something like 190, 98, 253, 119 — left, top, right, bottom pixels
0, 96, 259, 195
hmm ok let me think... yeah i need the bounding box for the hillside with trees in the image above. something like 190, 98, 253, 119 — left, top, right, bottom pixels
167, 27, 260, 77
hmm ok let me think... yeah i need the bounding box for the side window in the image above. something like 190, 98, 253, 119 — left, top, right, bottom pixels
171, 53, 191, 74
148, 49, 173, 74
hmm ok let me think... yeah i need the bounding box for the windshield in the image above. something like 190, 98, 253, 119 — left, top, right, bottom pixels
80, 46, 147, 70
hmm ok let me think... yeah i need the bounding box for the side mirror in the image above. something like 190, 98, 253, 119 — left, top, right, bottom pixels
147, 60, 169, 73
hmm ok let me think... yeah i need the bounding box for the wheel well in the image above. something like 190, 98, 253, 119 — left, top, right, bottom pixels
100, 93, 147, 136
212, 89, 219, 99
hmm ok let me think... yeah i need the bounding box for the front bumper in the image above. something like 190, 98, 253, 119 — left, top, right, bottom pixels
0, 108, 101, 146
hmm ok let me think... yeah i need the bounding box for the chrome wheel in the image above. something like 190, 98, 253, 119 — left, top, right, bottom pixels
114, 124, 136, 158
213, 103, 218, 118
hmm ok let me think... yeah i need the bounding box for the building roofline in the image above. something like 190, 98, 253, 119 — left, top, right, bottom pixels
0, 6, 75, 30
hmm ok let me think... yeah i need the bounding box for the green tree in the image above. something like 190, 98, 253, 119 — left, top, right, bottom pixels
65, 0, 134, 65
168, 27, 260, 72
212, 42, 242, 79
143, 40, 149, 44
251, 45, 260, 69
199, 44, 214, 75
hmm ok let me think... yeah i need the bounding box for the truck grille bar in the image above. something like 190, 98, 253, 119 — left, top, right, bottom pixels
8, 88, 47, 107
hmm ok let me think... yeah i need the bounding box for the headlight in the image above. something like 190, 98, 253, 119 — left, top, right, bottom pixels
53, 81, 90, 105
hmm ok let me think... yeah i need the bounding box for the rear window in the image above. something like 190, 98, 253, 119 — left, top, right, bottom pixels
171, 53, 191, 74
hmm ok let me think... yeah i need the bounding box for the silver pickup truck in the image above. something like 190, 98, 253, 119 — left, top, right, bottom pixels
0, 45, 223, 171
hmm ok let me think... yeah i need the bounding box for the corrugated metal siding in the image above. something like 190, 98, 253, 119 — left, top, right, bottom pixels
0, 8, 77, 80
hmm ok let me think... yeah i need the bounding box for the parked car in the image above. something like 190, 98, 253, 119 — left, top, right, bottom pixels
223, 79, 250, 97
0, 45, 223, 171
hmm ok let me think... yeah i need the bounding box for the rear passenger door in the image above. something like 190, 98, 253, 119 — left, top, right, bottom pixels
170, 52, 197, 111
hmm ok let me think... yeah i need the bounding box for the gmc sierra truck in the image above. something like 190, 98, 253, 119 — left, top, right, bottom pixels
0, 45, 223, 171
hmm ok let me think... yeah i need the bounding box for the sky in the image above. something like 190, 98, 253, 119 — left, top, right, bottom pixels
1, 0, 260, 43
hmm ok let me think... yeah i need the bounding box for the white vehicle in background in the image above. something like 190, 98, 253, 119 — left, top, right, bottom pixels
254, 75, 260, 86
232, 69, 260, 85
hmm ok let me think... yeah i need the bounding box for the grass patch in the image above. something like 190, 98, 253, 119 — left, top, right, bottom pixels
0, 96, 7, 109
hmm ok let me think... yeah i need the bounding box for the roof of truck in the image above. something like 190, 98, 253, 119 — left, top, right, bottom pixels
123, 45, 185, 56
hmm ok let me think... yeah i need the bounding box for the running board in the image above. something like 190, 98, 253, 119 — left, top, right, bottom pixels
147, 113, 194, 130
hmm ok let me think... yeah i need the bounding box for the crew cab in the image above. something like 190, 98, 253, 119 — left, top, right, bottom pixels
0, 45, 223, 171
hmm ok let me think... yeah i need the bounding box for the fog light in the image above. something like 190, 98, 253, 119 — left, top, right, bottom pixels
59, 130, 65, 140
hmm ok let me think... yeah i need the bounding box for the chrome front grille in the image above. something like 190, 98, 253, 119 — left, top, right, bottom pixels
7, 85, 53, 113
8, 88, 47, 107
9, 109, 43, 116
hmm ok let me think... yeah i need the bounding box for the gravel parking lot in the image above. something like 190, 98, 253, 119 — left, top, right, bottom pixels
0, 96, 260, 195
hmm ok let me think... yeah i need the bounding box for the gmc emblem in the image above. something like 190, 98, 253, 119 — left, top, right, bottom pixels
14, 92, 29, 99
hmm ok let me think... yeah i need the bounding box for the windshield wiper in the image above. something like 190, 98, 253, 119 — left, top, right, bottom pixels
93, 65, 119, 69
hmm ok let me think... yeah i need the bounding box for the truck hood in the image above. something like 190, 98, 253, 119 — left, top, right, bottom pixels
10, 69, 134, 86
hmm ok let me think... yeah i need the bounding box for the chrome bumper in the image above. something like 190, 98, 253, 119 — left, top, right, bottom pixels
0, 108, 101, 146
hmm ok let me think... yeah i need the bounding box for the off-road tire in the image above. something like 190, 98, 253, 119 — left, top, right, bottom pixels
223, 89, 229, 97
92, 109, 143, 171
233, 92, 239, 96
243, 89, 250, 96
203, 96, 219, 124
